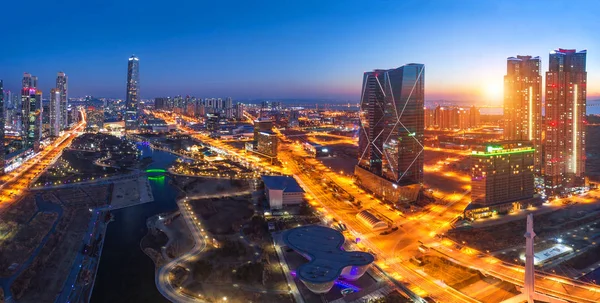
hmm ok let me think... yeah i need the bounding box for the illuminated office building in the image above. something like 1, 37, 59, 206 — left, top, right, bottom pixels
504, 55, 542, 173
49, 88, 61, 136
467, 141, 535, 218
125, 55, 140, 130
0, 81, 4, 174
544, 49, 587, 194
21, 73, 42, 152
354, 64, 424, 204
56, 72, 68, 129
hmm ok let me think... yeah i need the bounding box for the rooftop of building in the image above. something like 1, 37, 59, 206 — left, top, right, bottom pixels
551, 49, 587, 55
471, 141, 534, 156
261, 175, 304, 193
507, 55, 541, 61
283, 225, 374, 284
258, 130, 276, 136
356, 210, 386, 227
465, 196, 541, 211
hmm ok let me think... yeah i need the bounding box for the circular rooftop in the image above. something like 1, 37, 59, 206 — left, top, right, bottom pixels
283, 225, 374, 284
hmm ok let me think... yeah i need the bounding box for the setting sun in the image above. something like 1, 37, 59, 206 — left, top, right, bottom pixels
483, 82, 503, 103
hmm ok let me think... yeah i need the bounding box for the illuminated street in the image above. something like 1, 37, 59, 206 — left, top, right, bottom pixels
147, 107, 600, 303
0, 109, 86, 211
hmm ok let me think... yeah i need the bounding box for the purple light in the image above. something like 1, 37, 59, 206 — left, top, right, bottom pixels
289, 270, 361, 292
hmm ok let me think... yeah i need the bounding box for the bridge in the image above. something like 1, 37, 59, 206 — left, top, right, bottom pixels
146, 169, 168, 180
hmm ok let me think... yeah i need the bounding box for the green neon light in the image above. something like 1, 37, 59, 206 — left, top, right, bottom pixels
472, 148, 535, 156
146, 169, 166, 173
148, 175, 165, 180
486, 146, 503, 153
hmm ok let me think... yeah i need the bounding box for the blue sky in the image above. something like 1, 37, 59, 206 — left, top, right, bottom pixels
1, 0, 599, 103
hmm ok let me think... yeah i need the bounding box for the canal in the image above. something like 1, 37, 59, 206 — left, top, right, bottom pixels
91, 145, 177, 303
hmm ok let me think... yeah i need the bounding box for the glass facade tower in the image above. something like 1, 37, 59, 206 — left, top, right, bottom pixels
357, 64, 425, 185
50, 88, 61, 137
355, 64, 424, 204
56, 72, 68, 129
125, 55, 140, 130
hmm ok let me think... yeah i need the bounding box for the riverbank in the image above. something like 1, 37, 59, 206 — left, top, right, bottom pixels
150, 173, 294, 303
0, 184, 114, 303
91, 146, 177, 303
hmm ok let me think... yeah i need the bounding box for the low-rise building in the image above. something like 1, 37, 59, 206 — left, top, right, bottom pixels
303, 142, 330, 158
261, 175, 304, 209
283, 225, 374, 293
466, 141, 536, 218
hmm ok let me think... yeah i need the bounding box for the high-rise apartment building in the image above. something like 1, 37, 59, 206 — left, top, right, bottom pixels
125, 55, 140, 130
354, 64, 425, 204
544, 49, 587, 194
224, 97, 233, 110
49, 89, 61, 136
467, 141, 535, 218
0, 81, 4, 174
56, 72, 68, 129
427, 106, 479, 130
22, 73, 33, 89
235, 103, 245, 120
3, 90, 12, 127
504, 56, 542, 173
154, 97, 170, 110
21, 73, 42, 152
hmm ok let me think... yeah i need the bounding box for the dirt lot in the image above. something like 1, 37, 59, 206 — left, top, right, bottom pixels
18, 208, 92, 303
0, 212, 58, 276
1, 184, 111, 301
192, 196, 254, 235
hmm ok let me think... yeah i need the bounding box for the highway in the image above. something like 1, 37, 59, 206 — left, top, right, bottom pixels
0, 109, 86, 212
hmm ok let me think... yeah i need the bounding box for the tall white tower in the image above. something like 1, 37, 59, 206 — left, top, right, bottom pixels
501, 214, 567, 303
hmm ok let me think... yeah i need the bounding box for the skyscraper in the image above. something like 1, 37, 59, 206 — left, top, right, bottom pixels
504, 56, 542, 173
22, 73, 33, 89
235, 103, 245, 120
354, 64, 425, 204
544, 49, 587, 194
49, 89, 61, 137
56, 72, 68, 129
21, 73, 42, 152
125, 55, 140, 130
154, 97, 169, 110
0, 81, 4, 175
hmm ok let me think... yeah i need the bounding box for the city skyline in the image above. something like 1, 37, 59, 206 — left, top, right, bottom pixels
3, 2, 600, 303
1, 0, 599, 102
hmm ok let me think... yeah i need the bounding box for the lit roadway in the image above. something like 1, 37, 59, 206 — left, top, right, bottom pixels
0, 109, 86, 212
156, 196, 208, 303
279, 134, 600, 303
155, 110, 600, 302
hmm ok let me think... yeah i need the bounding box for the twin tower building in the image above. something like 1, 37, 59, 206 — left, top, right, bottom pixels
504, 49, 587, 195
21, 72, 68, 152
355, 48, 586, 205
